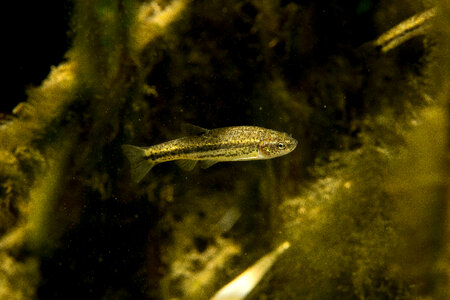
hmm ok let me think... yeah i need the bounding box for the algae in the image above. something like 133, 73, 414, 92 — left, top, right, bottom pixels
0, 0, 448, 299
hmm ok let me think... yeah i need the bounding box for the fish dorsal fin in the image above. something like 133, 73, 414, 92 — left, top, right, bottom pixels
176, 159, 198, 171
199, 160, 219, 169
181, 123, 209, 136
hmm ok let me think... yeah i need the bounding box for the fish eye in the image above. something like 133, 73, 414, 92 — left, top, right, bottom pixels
277, 142, 286, 150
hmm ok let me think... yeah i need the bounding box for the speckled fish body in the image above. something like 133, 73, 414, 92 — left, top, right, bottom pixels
122, 126, 297, 182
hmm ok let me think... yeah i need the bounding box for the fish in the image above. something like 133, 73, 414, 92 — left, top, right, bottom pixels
122, 125, 298, 182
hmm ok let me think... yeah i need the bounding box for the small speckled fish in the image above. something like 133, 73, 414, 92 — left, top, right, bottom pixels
122, 125, 297, 182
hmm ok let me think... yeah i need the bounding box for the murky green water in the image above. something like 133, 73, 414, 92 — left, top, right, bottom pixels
0, 1, 448, 299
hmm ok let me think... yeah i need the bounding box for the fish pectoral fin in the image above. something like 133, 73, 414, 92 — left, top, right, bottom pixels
199, 160, 219, 169
181, 123, 209, 136
176, 160, 198, 171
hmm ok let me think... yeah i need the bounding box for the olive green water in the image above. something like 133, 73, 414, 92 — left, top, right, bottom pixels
0, 0, 448, 299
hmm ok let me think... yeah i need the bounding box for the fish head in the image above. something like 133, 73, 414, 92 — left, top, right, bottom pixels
258, 130, 298, 159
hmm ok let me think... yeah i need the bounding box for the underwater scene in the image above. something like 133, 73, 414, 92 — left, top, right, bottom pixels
1, 0, 449, 299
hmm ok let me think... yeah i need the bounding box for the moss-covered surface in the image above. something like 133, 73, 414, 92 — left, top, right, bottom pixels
0, 0, 448, 299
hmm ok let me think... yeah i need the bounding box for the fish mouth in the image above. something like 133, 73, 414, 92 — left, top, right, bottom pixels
290, 138, 298, 151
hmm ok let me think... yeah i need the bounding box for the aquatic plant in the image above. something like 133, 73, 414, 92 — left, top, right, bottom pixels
0, 0, 448, 299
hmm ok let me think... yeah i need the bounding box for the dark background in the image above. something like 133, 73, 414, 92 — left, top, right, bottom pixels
2, 1, 72, 113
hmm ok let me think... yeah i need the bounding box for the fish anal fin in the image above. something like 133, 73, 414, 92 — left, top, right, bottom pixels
199, 160, 219, 169
181, 123, 209, 136
176, 159, 197, 171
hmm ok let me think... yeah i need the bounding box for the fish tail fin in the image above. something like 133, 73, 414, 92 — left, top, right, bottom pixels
121, 144, 155, 183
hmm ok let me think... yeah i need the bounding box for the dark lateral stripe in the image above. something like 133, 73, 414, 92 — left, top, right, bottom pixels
147, 142, 257, 160
193, 148, 256, 159
178, 142, 255, 155
194, 151, 243, 159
